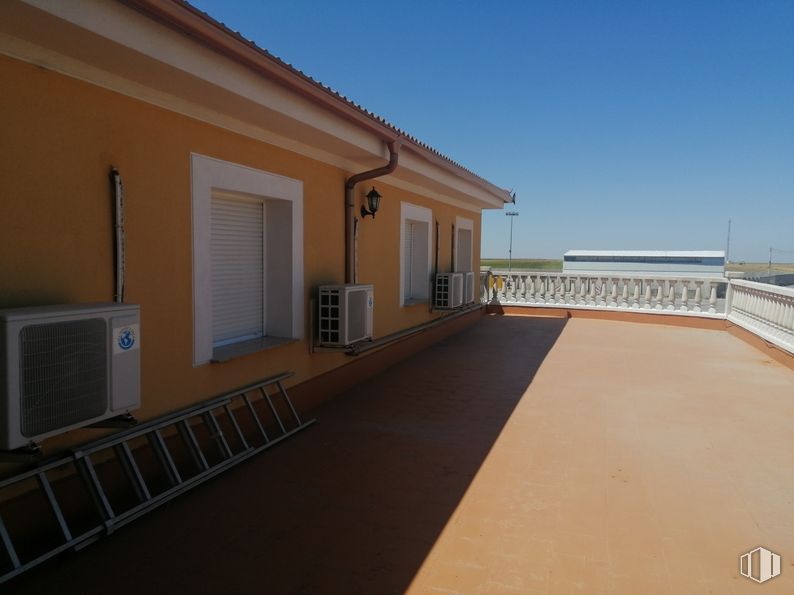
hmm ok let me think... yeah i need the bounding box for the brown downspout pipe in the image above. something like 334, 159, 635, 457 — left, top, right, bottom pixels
344, 140, 400, 283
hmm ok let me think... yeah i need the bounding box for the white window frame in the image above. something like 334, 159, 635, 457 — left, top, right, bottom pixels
400, 202, 433, 306
191, 153, 303, 366
454, 216, 474, 273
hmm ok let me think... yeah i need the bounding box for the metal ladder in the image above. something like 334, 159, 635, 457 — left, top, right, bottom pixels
0, 371, 314, 584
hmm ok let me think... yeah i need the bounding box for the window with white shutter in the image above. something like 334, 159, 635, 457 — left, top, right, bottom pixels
191, 154, 304, 365
455, 217, 474, 273
403, 221, 414, 299
400, 202, 432, 305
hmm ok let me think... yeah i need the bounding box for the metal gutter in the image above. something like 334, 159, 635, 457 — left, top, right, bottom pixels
344, 141, 400, 283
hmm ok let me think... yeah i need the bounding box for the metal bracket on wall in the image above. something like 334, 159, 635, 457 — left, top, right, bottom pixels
87, 413, 139, 429
0, 371, 314, 585
0, 444, 42, 464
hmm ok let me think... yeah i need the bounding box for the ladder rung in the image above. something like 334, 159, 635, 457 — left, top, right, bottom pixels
36, 472, 72, 541
114, 443, 151, 504
177, 420, 209, 472
147, 431, 182, 487
277, 380, 303, 426
223, 404, 249, 450
260, 387, 286, 434
203, 412, 232, 459
74, 455, 115, 523
0, 515, 20, 570
243, 393, 269, 442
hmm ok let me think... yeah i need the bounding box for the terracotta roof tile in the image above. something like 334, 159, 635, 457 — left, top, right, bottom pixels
163, 0, 507, 196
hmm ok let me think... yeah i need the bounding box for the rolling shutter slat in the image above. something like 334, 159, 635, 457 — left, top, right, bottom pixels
457, 228, 473, 273
404, 222, 413, 299
211, 196, 264, 344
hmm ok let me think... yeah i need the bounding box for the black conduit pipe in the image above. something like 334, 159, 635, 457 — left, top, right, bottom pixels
110, 167, 125, 303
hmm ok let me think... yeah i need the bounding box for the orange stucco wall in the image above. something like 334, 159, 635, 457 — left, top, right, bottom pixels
0, 54, 482, 448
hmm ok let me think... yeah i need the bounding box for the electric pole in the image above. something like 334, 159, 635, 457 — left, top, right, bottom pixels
725, 219, 731, 265
506, 211, 519, 276
769, 246, 772, 275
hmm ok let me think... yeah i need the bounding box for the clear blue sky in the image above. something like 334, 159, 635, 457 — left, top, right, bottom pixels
192, 0, 793, 262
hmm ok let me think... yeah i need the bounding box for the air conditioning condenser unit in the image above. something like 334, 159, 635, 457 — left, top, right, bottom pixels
435, 273, 464, 309
464, 271, 476, 304
318, 284, 374, 346
0, 303, 140, 450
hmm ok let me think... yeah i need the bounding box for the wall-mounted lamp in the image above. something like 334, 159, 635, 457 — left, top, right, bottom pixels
360, 186, 382, 219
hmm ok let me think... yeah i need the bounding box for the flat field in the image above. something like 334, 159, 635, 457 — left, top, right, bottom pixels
727, 262, 794, 274
481, 258, 562, 271
481, 260, 794, 275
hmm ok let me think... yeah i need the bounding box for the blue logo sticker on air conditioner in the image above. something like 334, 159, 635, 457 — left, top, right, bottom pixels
118, 327, 135, 350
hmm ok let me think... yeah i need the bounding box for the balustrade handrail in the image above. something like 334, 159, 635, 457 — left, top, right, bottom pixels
487, 270, 728, 284
729, 278, 794, 299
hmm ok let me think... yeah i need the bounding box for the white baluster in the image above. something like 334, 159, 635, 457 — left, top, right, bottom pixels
708, 285, 717, 314
619, 281, 629, 308
736, 287, 745, 314
643, 282, 652, 309
692, 282, 702, 312
679, 283, 689, 311
598, 278, 607, 307
654, 284, 663, 310
609, 279, 618, 308
772, 298, 784, 337
666, 282, 676, 310
632, 281, 641, 308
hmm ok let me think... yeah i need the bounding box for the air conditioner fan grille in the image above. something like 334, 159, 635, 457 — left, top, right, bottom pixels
19, 319, 108, 437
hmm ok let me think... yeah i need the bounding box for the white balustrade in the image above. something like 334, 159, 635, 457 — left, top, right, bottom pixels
727, 280, 794, 354
484, 271, 729, 319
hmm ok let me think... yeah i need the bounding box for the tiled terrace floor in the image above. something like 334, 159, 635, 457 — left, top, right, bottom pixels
11, 315, 794, 594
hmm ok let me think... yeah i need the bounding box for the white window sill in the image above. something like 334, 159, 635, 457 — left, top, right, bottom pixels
402, 298, 429, 307
211, 336, 297, 363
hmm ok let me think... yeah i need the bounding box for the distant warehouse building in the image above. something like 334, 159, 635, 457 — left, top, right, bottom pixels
562, 250, 726, 278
